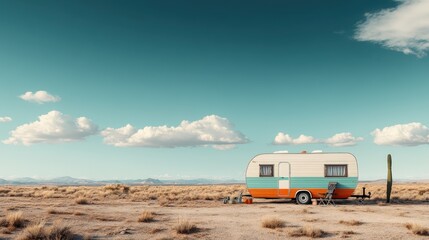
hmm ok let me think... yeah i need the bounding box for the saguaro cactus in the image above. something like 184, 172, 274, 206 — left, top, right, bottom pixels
386, 154, 392, 203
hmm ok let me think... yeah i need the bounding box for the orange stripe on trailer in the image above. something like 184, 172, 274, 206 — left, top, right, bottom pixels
248, 188, 355, 199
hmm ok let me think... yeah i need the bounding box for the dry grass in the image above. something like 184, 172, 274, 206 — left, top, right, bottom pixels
5, 211, 26, 229
341, 230, 357, 238
289, 226, 326, 238
339, 220, 363, 226
138, 211, 155, 222
17, 221, 75, 240
0, 184, 246, 205
149, 228, 164, 234
47, 208, 71, 215
303, 218, 319, 223
405, 223, 429, 236
75, 197, 90, 205
17, 223, 45, 240
261, 216, 285, 229
173, 219, 198, 234
94, 216, 119, 222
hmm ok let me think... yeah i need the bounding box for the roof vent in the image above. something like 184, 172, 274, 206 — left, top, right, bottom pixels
273, 150, 289, 154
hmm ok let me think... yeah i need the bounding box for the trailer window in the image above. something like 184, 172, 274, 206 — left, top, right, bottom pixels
325, 165, 348, 177
260, 165, 274, 177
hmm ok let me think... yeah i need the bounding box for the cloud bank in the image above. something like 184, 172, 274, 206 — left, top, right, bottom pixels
3, 111, 98, 145
20, 91, 61, 103
354, 0, 429, 57
273, 132, 363, 147
0, 116, 12, 123
372, 122, 429, 146
101, 115, 248, 149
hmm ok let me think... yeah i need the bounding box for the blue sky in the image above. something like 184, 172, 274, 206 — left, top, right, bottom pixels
0, 0, 428, 180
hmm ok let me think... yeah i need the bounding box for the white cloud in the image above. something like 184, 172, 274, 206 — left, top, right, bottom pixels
273, 133, 319, 145
372, 122, 429, 146
3, 111, 98, 145
325, 132, 364, 147
274, 132, 363, 147
101, 115, 248, 149
0, 116, 12, 123
20, 91, 61, 103
355, 0, 429, 57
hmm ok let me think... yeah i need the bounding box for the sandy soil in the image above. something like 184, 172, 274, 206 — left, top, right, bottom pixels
0, 184, 428, 239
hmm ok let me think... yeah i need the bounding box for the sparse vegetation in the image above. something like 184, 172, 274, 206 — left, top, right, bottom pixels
341, 230, 357, 238
0, 183, 428, 239
261, 216, 285, 229
17, 221, 75, 240
150, 228, 164, 234
339, 220, 363, 226
17, 223, 45, 240
405, 223, 429, 236
138, 210, 155, 222
303, 218, 319, 223
47, 208, 71, 215
289, 226, 326, 238
5, 211, 26, 229
174, 219, 198, 234
75, 197, 89, 205
1, 183, 425, 203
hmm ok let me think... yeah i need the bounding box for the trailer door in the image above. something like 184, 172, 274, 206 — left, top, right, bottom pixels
278, 162, 290, 197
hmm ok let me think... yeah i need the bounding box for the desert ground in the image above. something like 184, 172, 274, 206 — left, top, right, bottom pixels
0, 182, 428, 239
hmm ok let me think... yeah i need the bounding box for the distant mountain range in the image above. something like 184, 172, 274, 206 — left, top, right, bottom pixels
0, 176, 243, 186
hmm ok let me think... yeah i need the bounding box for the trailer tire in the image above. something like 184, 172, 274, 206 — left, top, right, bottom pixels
296, 192, 311, 204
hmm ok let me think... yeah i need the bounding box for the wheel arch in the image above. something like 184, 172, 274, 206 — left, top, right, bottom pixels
294, 190, 313, 199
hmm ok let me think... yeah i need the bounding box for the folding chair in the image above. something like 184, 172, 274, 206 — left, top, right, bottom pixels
318, 182, 337, 206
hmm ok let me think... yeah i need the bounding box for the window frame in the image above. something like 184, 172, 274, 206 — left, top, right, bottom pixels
259, 164, 274, 177
324, 164, 348, 177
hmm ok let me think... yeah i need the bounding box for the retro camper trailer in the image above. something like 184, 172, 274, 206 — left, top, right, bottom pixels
245, 152, 358, 204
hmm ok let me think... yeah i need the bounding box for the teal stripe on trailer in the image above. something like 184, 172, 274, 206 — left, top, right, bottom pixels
246, 177, 289, 189
246, 177, 358, 189
290, 177, 358, 189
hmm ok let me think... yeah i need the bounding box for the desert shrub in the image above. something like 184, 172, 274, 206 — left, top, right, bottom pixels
261, 216, 285, 229
6, 211, 26, 229
0, 218, 7, 227
47, 223, 74, 239
75, 197, 89, 205
174, 219, 198, 234
73, 211, 85, 216
405, 223, 429, 236
138, 211, 155, 222
103, 184, 130, 194
17, 221, 75, 240
289, 226, 326, 238
303, 218, 319, 223
17, 223, 45, 240
0, 189, 11, 194
339, 220, 363, 226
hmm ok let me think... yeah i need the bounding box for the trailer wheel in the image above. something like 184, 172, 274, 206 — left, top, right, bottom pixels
296, 192, 311, 204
